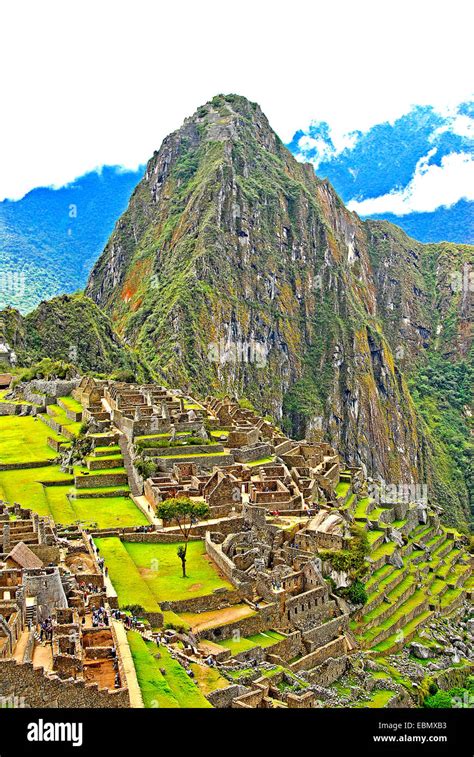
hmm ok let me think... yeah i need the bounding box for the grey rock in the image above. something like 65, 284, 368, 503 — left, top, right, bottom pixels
410, 642, 431, 660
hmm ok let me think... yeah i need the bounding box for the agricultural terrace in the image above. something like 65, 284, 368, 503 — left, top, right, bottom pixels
0, 416, 61, 464
0, 411, 146, 529
94, 537, 233, 611
127, 631, 212, 708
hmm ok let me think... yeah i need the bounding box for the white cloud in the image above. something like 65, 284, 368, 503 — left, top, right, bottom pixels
295, 128, 359, 167
1, 0, 473, 200
347, 151, 474, 216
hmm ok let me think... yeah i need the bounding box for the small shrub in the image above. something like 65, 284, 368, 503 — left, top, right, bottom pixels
346, 579, 368, 606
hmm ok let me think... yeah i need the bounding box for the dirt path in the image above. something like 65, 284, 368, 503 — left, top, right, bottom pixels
32, 643, 53, 671
12, 630, 29, 662
132, 494, 160, 525
111, 620, 144, 708
181, 604, 256, 633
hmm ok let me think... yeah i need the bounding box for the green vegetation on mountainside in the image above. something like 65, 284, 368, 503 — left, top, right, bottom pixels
0, 294, 151, 380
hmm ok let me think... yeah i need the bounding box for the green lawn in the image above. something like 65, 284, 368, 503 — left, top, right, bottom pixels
0, 455, 143, 527
58, 395, 83, 413
356, 689, 395, 708
0, 415, 65, 464
246, 456, 275, 467
0, 466, 73, 516
95, 538, 232, 610
65, 495, 147, 529
123, 540, 233, 601
94, 538, 159, 611
127, 631, 211, 708
217, 630, 285, 654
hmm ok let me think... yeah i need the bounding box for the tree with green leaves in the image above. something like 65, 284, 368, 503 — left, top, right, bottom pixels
156, 497, 210, 578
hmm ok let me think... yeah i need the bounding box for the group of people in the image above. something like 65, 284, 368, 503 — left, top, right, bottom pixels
110, 608, 140, 630
91, 606, 109, 627
39, 617, 53, 642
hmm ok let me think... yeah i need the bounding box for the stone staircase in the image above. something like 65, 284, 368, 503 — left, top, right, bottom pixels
118, 435, 142, 497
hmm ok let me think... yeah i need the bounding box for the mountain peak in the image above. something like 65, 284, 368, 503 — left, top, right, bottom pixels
85, 97, 472, 529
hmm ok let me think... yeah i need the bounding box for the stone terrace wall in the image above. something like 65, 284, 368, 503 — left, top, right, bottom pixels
290, 635, 347, 673
232, 444, 273, 463
263, 630, 303, 662
122, 532, 202, 544
0, 659, 129, 708
306, 655, 349, 687
198, 603, 278, 642
303, 615, 349, 652
160, 588, 241, 614
207, 683, 248, 708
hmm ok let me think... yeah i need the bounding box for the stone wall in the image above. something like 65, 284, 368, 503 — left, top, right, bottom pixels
261, 630, 303, 662
121, 532, 202, 544
198, 603, 278, 642
303, 615, 349, 652
160, 588, 241, 614
232, 444, 273, 463
207, 683, 248, 708
306, 654, 348, 686
290, 635, 347, 672
75, 472, 128, 489
0, 659, 129, 708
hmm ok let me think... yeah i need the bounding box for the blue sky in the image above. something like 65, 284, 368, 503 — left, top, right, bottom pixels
287, 103, 474, 215
1, 0, 472, 203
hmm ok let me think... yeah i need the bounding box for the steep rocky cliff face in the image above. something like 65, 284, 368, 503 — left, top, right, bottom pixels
86, 94, 473, 527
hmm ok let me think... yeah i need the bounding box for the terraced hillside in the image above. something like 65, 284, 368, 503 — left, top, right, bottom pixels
0, 394, 147, 530
347, 488, 471, 655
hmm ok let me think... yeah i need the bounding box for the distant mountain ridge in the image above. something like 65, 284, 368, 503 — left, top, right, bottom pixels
0, 166, 144, 313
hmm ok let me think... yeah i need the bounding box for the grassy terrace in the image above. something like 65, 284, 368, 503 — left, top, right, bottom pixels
94, 445, 121, 454
335, 481, 351, 497
362, 574, 414, 624
94, 538, 233, 611
128, 631, 211, 708
0, 414, 145, 527
368, 506, 387, 521
0, 464, 143, 527
46, 405, 82, 435
158, 452, 228, 460
58, 395, 83, 413
374, 610, 432, 653
0, 416, 64, 464
370, 541, 396, 561
356, 689, 395, 708
64, 496, 147, 529
247, 456, 275, 467
210, 430, 229, 438
135, 432, 191, 441
365, 567, 403, 606
362, 588, 429, 646
0, 390, 35, 406
366, 530, 385, 546
74, 465, 127, 476
216, 630, 285, 655
0, 466, 73, 516
354, 497, 371, 519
